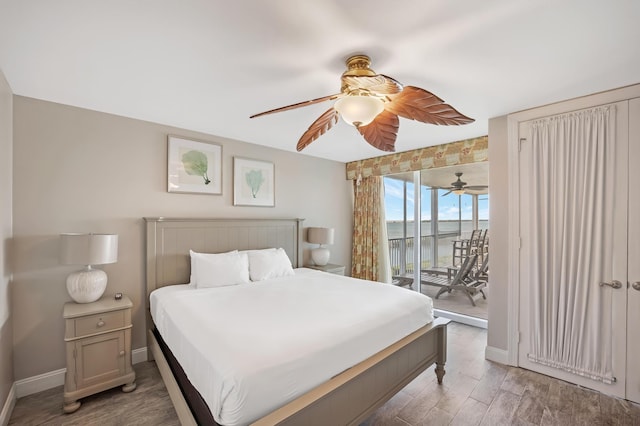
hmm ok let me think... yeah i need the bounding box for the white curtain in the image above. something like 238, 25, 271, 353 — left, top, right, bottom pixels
527, 105, 616, 383
378, 179, 392, 283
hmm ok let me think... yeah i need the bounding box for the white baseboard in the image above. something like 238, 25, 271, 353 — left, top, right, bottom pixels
485, 345, 509, 365
0, 384, 15, 426
132, 347, 148, 364
15, 368, 65, 399
433, 309, 488, 329
14, 346, 148, 399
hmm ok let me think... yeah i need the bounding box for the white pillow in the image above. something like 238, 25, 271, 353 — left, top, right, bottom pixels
189, 250, 249, 288
248, 248, 294, 281
190, 249, 237, 284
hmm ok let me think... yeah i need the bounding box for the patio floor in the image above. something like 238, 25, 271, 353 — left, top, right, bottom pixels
396, 277, 489, 320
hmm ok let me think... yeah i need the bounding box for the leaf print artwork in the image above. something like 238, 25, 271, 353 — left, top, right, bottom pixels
245, 169, 264, 198
182, 150, 211, 185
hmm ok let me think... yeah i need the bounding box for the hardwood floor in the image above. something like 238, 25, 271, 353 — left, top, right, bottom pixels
8, 361, 179, 426
9, 323, 640, 425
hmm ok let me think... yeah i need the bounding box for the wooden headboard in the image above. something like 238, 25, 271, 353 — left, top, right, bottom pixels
144, 217, 304, 304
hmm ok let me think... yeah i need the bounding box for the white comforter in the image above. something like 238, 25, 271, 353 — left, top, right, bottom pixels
150, 268, 433, 426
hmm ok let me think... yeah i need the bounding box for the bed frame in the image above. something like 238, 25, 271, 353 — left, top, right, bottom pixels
145, 217, 449, 426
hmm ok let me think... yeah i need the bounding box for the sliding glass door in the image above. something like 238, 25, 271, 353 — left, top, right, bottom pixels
384, 168, 489, 322
384, 176, 415, 276
384, 172, 488, 277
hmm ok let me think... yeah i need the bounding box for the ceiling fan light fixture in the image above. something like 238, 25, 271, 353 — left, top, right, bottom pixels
452, 189, 466, 196
250, 54, 474, 152
334, 95, 384, 127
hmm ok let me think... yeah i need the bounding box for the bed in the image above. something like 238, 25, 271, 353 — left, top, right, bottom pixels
145, 217, 449, 426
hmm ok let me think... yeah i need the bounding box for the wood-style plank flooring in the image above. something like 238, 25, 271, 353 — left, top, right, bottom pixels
9, 323, 640, 425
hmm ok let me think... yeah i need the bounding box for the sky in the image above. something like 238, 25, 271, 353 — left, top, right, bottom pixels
383, 177, 489, 222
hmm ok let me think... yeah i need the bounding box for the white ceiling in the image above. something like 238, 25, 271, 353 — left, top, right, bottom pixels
1, 1, 639, 163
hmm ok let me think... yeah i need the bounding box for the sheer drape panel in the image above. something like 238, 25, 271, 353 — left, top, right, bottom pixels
527, 106, 616, 383
352, 176, 384, 281
378, 180, 392, 283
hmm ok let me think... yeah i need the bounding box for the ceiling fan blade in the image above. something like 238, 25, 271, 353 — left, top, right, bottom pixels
356, 110, 399, 152
385, 86, 474, 125
441, 190, 453, 196
296, 108, 339, 151
250, 93, 342, 119
342, 75, 402, 94
464, 185, 489, 190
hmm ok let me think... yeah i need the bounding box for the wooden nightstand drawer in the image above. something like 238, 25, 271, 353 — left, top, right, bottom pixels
74, 310, 125, 338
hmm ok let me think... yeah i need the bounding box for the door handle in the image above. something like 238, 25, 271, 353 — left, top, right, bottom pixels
633, 282, 640, 291
599, 280, 622, 289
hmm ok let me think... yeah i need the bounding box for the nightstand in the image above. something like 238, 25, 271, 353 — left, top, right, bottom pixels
63, 295, 136, 413
306, 263, 346, 276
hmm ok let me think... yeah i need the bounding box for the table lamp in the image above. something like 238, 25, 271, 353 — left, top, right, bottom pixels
307, 227, 334, 266
60, 233, 118, 303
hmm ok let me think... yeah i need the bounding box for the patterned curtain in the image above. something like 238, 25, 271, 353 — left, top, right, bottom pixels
345, 136, 487, 180
351, 176, 381, 281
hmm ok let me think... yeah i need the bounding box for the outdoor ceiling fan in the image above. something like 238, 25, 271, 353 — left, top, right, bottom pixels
441, 172, 488, 196
250, 55, 475, 152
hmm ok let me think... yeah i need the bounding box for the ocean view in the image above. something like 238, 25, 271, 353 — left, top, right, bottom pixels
386, 220, 489, 239
386, 220, 489, 271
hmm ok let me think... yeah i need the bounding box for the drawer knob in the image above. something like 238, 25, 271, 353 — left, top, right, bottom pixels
119, 351, 125, 357
97, 320, 105, 327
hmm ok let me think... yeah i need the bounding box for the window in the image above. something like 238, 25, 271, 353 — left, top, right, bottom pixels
384, 175, 414, 275
384, 173, 489, 276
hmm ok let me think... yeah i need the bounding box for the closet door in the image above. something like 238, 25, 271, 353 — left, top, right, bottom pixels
517, 101, 629, 398
627, 97, 640, 404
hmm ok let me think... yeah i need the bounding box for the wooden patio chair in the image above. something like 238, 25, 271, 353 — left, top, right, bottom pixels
470, 229, 489, 266
420, 254, 487, 306
452, 229, 480, 266
391, 275, 414, 288
472, 252, 489, 284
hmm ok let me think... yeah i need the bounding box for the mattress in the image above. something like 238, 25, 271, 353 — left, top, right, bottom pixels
150, 268, 434, 426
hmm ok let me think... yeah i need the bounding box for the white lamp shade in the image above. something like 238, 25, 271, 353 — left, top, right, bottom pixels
307, 227, 335, 245
60, 233, 118, 266
334, 96, 384, 127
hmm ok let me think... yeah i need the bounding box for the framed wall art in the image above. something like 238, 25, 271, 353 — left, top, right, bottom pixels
167, 135, 222, 194
233, 157, 275, 207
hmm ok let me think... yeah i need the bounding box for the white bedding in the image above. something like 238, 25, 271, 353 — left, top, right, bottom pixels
150, 268, 434, 426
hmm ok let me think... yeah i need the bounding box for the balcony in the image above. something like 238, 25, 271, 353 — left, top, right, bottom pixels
389, 235, 488, 321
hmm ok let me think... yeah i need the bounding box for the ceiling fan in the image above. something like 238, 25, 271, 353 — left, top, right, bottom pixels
250, 54, 475, 153
441, 172, 488, 196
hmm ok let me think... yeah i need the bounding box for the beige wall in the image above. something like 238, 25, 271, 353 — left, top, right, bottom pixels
12, 96, 353, 380
0, 71, 14, 405
487, 115, 508, 351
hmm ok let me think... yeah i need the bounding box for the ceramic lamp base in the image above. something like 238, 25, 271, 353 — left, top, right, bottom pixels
311, 247, 330, 266
66, 267, 107, 303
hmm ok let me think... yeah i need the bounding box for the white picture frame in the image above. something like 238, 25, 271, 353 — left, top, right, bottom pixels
233, 157, 275, 207
167, 135, 222, 195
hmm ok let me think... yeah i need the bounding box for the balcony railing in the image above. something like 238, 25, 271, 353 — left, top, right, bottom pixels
388, 232, 459, 275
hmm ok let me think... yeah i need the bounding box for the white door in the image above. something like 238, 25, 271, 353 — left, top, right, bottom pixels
627, 97, 640, 404
517, 100, 629, 399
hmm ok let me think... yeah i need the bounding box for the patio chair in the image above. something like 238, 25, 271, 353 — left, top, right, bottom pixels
452, 229, 480, 266
470, 229, 489, 266
473, 253, 489, 284
391, 275, 414, 288
420, 254, 486, 306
